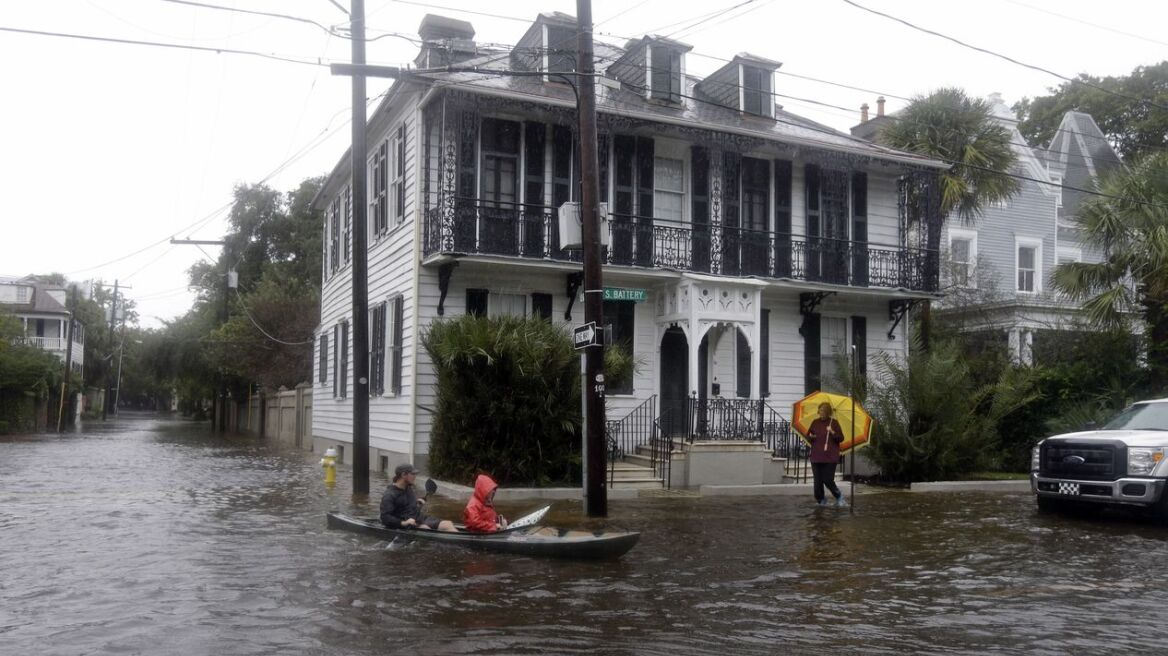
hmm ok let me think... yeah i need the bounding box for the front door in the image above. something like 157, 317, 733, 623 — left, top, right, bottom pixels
659, 327, 689, 438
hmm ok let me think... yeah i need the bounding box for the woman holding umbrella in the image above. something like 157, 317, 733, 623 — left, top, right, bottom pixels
807, 402, 847, 507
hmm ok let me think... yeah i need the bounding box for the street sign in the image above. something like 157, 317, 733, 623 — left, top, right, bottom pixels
573, 322, 600, 350
602, 287, 647, 302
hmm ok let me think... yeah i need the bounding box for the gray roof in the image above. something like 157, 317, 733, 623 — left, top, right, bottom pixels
1045, 111, 1123, 218
0, 279, 69, 315
421, 43, 947, 170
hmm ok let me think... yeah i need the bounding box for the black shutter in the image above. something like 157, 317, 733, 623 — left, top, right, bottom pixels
598, 133, 609, 203
466, 288, 488, 317
760, 309, 770, 397
774, 159, 792, 277
532, 293, 553, 321
851, 315, 867, 384
340, 321, 349, 399
736, 329, 751, 398
552, 125, 573, 208
332, 324, 339, 397
804, 313, 821, 395
455, 110, 478, 251
523, 122, 546, 256
391, 298, 404, 395
691, 145, 711, 273
319, 333, 328, 384
852, 172, 869, 287
371, 302, 385, 396
612, 135, 636, 265
635, 137, 655, 266
805, 164, 821, 281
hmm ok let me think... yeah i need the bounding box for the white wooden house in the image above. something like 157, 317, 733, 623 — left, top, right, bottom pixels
310, 12, 948, 485
0, 276, 85, 374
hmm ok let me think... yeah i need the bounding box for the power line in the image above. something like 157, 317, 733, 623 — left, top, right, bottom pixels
232, 287, 313, 345
670, 0, 774, 42
839, 0, 1168, 115
1001, 0, 1168, 48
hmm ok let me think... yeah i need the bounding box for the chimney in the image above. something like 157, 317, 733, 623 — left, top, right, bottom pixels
860, 103, 869, 123
876, 96, 885, 117
415, 14, 476, 68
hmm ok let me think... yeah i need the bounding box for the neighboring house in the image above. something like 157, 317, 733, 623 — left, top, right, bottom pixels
853, 95, 1123, 364
0, 276, 85, 374
311, 12, 947, 479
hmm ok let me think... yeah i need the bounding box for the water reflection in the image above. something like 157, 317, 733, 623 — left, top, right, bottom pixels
3, 415, 1168, 655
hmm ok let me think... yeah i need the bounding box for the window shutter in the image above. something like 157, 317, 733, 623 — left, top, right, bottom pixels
634, 137, 654, 266
803, 313, 821, 395
532, 293, 553, 321
852, 172, 869, 286
760, 309, 770, 397
691, 145, 710, 272
319, 333, 328, 384
391, 297, 404, 395
340, 321, 350, 399
612, 135, 636, 265
552, 125, 573, 208
722, 151, 741, 274
774, 159, 792, 277
805, 164, 821, 281
466, 288, 488, 317
736, 329, 751, 398
332, 324, 339, 397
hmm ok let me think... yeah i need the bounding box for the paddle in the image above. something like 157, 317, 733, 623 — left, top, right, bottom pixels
508, 504, 551, 529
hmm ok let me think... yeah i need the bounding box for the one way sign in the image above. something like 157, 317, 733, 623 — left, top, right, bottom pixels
573, 322, 600, 350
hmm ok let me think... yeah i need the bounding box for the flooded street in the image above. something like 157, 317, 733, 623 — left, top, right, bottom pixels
4, 415, 1168, 655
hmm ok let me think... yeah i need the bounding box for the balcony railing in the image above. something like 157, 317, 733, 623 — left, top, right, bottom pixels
18, 336, 79, 351
423, 199, 937, 292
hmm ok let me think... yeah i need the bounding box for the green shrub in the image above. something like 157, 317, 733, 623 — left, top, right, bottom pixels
422, 315, 588, 486
864, 335, 1036, 482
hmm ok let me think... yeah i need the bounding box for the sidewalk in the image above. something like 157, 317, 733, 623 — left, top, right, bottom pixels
424, 477, 1032, 502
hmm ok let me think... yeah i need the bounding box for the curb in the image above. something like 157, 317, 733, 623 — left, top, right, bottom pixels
909, 480, 1031, 493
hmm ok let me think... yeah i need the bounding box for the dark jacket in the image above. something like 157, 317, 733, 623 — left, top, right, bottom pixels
463, 474, 502, 533
808, 417, 845, 464
380, 483, 424, 528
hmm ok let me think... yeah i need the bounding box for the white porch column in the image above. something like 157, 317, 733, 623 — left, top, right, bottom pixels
688, 324, 703, 399
1007, 328, 1021, 365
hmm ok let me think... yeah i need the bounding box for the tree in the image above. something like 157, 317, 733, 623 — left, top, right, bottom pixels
879, 87, 1020, 223
1051, 151, 1168, 388
1014, 62, 1168, 161
0, 310, 64, 432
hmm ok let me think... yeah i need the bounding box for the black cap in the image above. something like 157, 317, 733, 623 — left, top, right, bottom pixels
394, 463, 418, 478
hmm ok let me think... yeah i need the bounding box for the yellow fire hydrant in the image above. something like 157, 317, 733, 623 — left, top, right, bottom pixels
320, 447, 338, 487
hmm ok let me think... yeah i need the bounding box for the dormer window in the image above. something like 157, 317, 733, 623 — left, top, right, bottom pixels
545, 24, 576, 75
742, 65, 772, 117
649, 45, 682, 103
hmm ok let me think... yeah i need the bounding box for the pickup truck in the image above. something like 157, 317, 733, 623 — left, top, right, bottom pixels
1031, 398, 1168, 516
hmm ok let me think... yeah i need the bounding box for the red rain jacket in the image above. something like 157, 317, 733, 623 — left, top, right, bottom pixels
808, 417, 845, 464
463, 474, 502, 533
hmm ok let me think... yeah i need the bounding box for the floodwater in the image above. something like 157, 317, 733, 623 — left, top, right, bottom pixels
3, 416, 1168, 655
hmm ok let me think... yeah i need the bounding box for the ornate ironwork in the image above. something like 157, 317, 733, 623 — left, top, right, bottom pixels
436, 262, 458, 317
887, 298, 922, 340
564, 271, 584, 321
709, 151, 723, 275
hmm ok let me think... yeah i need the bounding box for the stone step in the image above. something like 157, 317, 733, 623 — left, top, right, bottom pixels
608, 477, 666, 489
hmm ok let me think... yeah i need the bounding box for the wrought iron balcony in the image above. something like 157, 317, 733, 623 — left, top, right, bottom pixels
423, 198, 938, 292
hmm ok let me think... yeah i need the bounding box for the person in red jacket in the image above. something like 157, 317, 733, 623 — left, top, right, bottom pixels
463, 474, 509, 533
808, 401, 847, 507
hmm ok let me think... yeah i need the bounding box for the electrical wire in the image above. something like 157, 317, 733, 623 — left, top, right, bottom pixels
839, 0, 1168, 115
232, 287, 314, 345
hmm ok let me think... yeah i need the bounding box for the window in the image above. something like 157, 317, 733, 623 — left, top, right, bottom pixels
820, 316, 847, 393
1016, 238, 1042, 293
653, 157, 684, 222
736, 328, 751, 398
390, 296, 404, 395
491, 293, 526, 318
16, 286, 28, 303
546, 25, 576, 75
391, 124, 406, 224
319, 333, 329, 384
370, 140, 388, 236
343, 186, 352, 263
741, 157, 769, 232
467, 289, 488, 317
370, 302, 386, 396
532, 293, 553, 321
481, 118, 520, 208
603, 300, 636, 394
742, 65, 772, 117
949, 228, 977, 287
650, 45, 682, 103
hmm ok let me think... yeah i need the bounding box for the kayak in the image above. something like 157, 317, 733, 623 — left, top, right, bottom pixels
326, 511, 640, 560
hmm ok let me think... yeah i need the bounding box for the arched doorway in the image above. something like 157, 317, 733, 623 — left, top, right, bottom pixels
659, 327, 688, 438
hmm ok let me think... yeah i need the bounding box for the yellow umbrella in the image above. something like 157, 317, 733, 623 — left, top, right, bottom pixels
791, 390, 874, 454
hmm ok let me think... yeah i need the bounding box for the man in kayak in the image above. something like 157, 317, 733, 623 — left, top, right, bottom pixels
463, 474, 509, 533
380, 463, 456, 531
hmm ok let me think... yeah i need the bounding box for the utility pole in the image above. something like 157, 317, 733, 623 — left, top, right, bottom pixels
171, 238, 228, 432
577, 0, 607, 517
348, 0, 371, 495
103, 279, 119, 420
57, 285, 77, 432
113, 313, 128, 417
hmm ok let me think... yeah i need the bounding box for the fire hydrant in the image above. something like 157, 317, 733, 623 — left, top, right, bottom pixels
320, 447, 338, 487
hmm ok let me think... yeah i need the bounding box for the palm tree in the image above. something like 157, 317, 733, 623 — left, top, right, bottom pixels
878, 87, 1020, 222
877, 88, 1020, 347
1052, 152, 1168, 386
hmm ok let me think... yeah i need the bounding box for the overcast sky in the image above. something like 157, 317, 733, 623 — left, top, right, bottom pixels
3, 0, 1165, 329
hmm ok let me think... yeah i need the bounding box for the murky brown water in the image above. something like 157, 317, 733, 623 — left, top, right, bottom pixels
3, 415, 1167, 655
